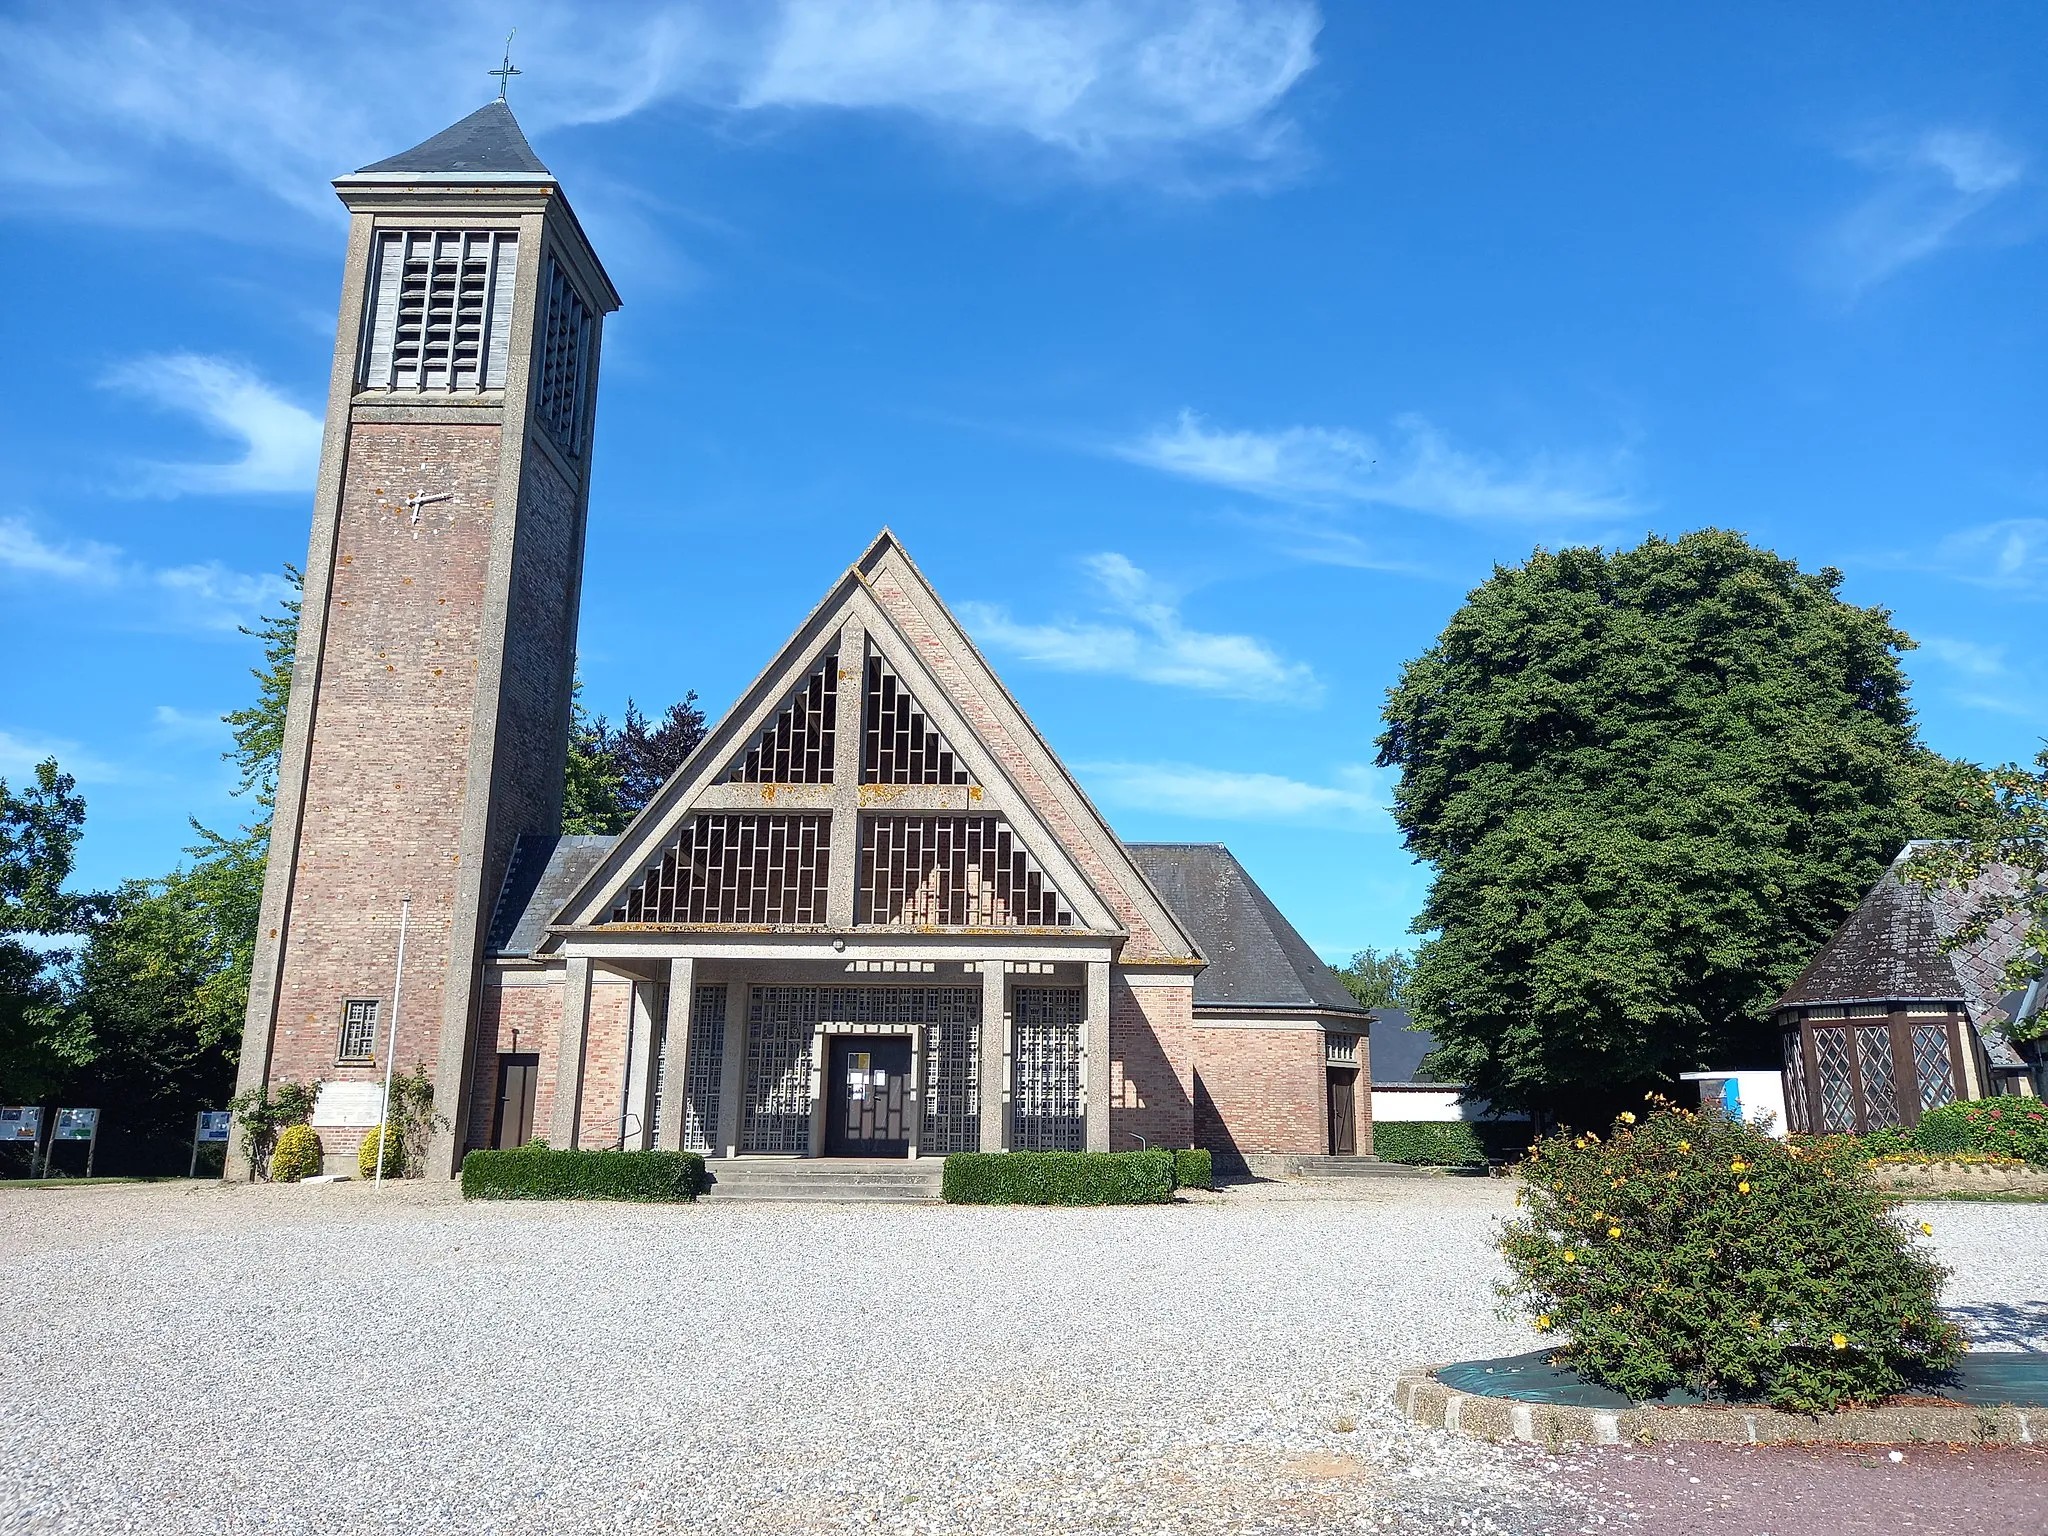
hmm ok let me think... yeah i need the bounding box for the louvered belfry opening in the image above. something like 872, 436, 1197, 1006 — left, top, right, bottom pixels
359, 229, 518, 391
536, 255, 591, 454
862, 650, 973, 785
856, 816, 1072, 927
729, 653, 838, 783
609, 814, 830, 925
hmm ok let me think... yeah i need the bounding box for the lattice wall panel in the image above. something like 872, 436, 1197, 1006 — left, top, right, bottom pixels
610, 814, 830, 925
1782, 1029, 1810, 1135
1013, 986, 1084, 1152
679, 984, 728, 1153
730, 653, 838, 783
857, 816, 1073, 927
923, 1013, 980, 1155
862, 653, 973, 785
1856, 1026, 1901, 1129
1913, 1024, 1956, 1112
742, 988, 817, 1153
1814, 1027, 1855, 1134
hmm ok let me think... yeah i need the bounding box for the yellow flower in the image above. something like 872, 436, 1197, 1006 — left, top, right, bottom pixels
1677, 1140, 1691, 1152
1738, 1181, 1750, 1194
1536, 1314, 1552, 1331
1618, 1111, 1636, 1124
1730, 1159, 1747, 1173
1832, 1334, 1848, 1351
1563, 1250, 1576, 1263
1919, 1222, 1933, 1236
1608, 1226, 1622, 1238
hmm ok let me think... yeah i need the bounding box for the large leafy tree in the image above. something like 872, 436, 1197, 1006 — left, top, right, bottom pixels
0, 760, 91, 1102
1376, 529, 1972, 1119
1337, 947, 1412, 1010
562, 691, 706, 835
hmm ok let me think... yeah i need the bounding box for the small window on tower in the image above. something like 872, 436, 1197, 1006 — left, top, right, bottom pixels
338, 999, 380, 1065
359, 229, 518, 393
536, 255, 591, 455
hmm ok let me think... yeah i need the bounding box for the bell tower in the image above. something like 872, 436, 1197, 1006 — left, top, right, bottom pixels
233, 101, 620, 1176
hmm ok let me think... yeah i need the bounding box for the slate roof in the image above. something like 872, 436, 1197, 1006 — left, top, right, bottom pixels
1775, 843, 2039, 1068
486, 834, 616, 957
355, 101, 550, 177
1125, 844, 1365, 1016
1363, 1008, 1459, 1086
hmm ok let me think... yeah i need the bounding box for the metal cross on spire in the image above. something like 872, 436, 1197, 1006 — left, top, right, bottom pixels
489, 31, 521, 100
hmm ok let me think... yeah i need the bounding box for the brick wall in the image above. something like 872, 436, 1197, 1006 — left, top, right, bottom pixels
266, 423, 503, 1103
1192, 1023, 1327, 1156
468, 969, 635, 1152
1109, 977, 1194, 1149
575, 980, 636, 1149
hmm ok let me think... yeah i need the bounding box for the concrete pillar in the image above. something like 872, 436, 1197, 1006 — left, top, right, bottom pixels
825, 619, 866, 929
655, 957, 695, 1152
716, 983, 749, 1157
627, 981, 660, 1150
1084, 959, 1111, 1152
979, 962, 1008, 1150
551, 957, 593, 1150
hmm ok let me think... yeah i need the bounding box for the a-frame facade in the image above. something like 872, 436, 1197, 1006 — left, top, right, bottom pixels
473, 533, 1210, 1162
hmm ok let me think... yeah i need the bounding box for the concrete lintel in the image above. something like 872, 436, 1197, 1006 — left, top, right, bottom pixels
552, 932, 1119, 964
348, 401, 505, 424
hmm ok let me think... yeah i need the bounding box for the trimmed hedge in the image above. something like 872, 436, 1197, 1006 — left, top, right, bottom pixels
461, 1144, 703, 1202
357, 1124, 402, 1180
943, 1149, 1175, 1205
1173, 1147, 1213, 1190
1371, 1121, 1489, 1166
269, 1123, 323, 1182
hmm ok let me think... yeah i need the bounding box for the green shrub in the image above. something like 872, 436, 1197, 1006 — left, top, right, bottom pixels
460, 1144, 703, 1202
1172, 1147, 1213, 1190
269, 1123, 323, 1182
1913, 1099, 2048, 1164
1372, 1121, 1488, 1165
357, 1124, 403, 1180
1500, 1105, 1961, 1413
942, 1150, 1174, 1205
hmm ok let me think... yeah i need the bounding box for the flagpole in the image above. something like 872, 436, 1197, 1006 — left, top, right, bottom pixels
376, 898, 410, 1190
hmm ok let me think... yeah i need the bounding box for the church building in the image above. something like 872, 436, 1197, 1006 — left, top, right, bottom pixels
232, 101, 1370, 1179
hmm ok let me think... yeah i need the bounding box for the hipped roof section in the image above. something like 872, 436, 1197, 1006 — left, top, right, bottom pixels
355, 101, 550, 177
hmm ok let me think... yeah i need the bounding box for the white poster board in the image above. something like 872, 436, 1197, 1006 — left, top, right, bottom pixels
1, 1106, 40, 1142
311, 1082, 386, 1129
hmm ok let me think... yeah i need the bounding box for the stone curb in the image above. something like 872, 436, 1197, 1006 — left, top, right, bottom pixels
1394, 1368, 2045, 1449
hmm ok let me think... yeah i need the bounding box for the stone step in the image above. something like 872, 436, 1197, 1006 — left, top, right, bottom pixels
1282, 1156, 1442, 1179
697, 1160, 944, 1203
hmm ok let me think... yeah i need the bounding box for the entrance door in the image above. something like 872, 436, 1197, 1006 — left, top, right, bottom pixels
494, 1053, 539, 1148
1326, 1067, 1357, 1156
825, 1036, 914, 1157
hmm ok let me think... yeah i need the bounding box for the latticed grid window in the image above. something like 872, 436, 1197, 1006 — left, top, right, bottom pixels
679, 985, 728, 1153
359, 230, 518, 392
1012, 986, 1084, 1151
1325, 1032, 1359, 1064
917, 998, 983, 1155
729, 653, 837, 783
1813, 1026, 1855, 1133
1856, 1026, 1901, 1128
1782, 1028, 1811, 1134
742, 987, 819, 1153
337, 999, 379, 1064
536, 256, 592, 454
1912, 1024, 1957, 1112
862, 652, 973, 784
609, 814, 830, 924
856, 816, 1073, 927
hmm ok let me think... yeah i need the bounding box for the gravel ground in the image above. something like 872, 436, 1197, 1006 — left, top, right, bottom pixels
0, 1178, 2041, 1536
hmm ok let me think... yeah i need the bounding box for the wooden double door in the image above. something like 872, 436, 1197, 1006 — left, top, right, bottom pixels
825, 1036, 914, 1157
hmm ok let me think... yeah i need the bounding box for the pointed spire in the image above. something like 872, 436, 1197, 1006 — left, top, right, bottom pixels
354, 101, 549, 178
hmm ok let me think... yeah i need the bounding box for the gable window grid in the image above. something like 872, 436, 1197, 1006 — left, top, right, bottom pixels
359, 229, 517, 392
862, 654, 971, 785
338, 999, 380, 1064
730, 654, 837, 783
611, 813, 830, 925
856, 815, 1072, 928
536, 256, 591, 454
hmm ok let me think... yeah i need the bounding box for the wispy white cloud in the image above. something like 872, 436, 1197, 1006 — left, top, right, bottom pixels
0, 1, 1321, 222
102, 354, 323, 496
1821, 127, 2029, 294
0, 513, 289, 633
0, 517, 122, 584
0, 729, 123, 785
150, 705, 226, 741
1931, 518, 2048, 595
962, 552, 1320, 704
1121, 410, 1640, 524
1078, 759, 1385, 825
1917, 635, 2007, 677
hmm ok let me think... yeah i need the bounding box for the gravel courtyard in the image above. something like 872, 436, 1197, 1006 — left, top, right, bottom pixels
2, 1177, 2043, 1536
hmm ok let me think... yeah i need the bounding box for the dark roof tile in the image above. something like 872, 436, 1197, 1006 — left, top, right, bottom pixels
486, 834, 616, 957
356, 101, 549, 177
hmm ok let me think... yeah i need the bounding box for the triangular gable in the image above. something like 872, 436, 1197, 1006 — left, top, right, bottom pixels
550, 531, 1200, 961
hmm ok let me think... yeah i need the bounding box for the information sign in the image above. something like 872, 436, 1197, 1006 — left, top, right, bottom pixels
53, 1108, 98, 1140
1, 1106, 40, 1142
196, 1111, 232, 1143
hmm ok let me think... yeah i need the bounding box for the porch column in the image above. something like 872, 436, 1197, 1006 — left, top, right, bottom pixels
979, 962, 1008, 1150
716, 984, 749, 1157
1084, 959, 1111, 1152
627, 981, 661, 1150
655, 957, 695, 1152
551, 957, 593, 1150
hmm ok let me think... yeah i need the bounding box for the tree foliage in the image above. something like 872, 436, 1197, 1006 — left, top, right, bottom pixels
0, 760, 91, 1102
562, 689, 706, 835
1376, 530, 1965, 1117
1336, 947, 1412, 1009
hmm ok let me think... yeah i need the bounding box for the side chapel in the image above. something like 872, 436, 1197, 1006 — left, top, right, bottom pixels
231, 101, 1371, 1178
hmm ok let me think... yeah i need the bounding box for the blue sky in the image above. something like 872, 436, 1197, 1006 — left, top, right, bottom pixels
2, 1, 2043, 961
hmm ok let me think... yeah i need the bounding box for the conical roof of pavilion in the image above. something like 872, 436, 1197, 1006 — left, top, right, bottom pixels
355, 100, 550, 177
